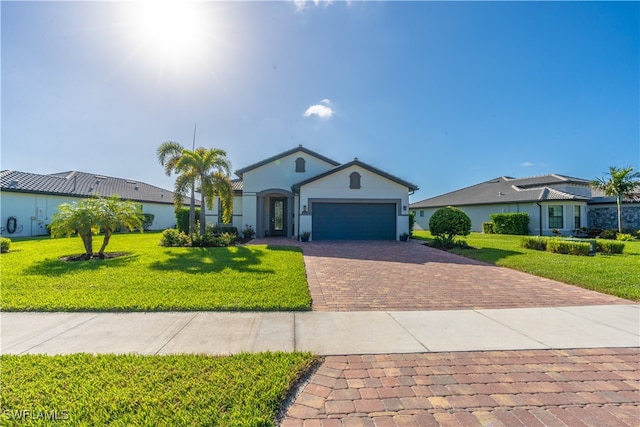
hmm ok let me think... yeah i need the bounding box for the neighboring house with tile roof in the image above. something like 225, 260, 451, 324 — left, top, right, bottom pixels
210, 145, 418, 240
409, 174, 640, 235
0, 170, 196, 237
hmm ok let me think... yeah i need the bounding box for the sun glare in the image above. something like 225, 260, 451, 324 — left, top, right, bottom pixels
129, 2, 207, 65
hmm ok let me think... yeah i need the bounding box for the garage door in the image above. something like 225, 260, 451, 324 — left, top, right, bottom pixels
312, 203, 396, 240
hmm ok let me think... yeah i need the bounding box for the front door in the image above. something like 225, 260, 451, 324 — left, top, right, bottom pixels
269, 198, 287, 236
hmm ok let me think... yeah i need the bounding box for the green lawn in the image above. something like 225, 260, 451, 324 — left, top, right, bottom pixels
1, 352, 317, 426
413, 231, 640, 301
1, 233, 311, 311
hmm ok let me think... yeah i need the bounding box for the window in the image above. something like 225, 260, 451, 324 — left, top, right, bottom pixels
548, 206, 563, 229
295, 157, 305, 173
574, 205, 581, 228
218, 200, 233, 224
420, 210, 424, 217
349, 172, 361, 189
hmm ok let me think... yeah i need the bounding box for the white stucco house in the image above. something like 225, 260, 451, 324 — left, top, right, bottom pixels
410, 174, 640, 236
0, 170, 193, 238
208, 145, 419, 241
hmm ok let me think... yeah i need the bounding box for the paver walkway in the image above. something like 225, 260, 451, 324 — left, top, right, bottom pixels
250, 239, 631, 311
282, 348, 640, 426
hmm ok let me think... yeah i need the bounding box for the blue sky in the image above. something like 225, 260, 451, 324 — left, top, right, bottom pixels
2, 1, 638, 203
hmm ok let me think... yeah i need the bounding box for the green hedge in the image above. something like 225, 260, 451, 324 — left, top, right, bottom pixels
597, 240, 625, 254
521, 236, 547, 251
490, 213, 530, 235
546, 239, 591, 256
482, 222, 494, 234
0, 237, 11, 253
175, 207, 201, 233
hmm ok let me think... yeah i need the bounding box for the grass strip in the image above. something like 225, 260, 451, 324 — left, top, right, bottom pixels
1, 352, 317, 426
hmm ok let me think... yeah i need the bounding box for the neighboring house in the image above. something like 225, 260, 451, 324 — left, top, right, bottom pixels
410, 174, 625, 236
0, 170, 195, 238
209, 145, 419, 240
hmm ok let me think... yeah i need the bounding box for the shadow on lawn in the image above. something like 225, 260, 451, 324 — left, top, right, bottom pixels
25, 253, 140, 277
148, 246, 275, 274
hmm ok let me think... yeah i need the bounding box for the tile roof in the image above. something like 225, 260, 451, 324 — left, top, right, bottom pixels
0, 170, 198, 205
410, 174, 592, 208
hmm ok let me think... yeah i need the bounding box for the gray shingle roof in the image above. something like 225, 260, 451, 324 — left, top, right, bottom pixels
0, 170, 197, 205
410, 175, 591, 209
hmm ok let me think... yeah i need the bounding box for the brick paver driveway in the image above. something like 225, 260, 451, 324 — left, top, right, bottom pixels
248, 240, 640, 426
291, 240, 631, 311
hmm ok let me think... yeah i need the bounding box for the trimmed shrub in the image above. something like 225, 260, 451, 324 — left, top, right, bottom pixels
482, 222, 494, 234
175, 207, 201, 234
521, 236, 547, 251
429, 206, 471, 244
409, 211, 415, 234
430, 236, 469, 250
208, 224, 239, 237
489, 213, 530, 235
597, 240, 625, 254
0, 237, 11, 253
546, 239, 590, 256
141, 214, 155, 231
191, 231, 237, 248
159, 229, 190, 247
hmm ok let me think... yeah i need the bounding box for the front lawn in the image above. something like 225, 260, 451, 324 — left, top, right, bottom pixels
412, 231, 640, 301
1, 233, 311, 311
1, 352, 317, 426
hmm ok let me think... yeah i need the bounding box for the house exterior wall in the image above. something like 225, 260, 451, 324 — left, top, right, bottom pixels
298, 165, 411, 240
240, 152, 337, 236
587, 204, 640, 231
0, 191, 178, 238
411, 202, 588, 236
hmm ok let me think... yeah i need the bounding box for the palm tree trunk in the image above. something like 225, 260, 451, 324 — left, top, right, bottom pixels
617, 195, 623, 233
199, 193, 206, 235
82, 233, 93, 258
189, 183, 195, 234
98, 229, 112, 257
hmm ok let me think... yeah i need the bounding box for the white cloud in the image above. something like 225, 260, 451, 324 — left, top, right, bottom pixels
521, 162, 534, 167
294, 0, 334, 12
304, 99, 334, 119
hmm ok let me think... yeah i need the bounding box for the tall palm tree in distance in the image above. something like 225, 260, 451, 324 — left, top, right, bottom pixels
157, 142, 233, 234
591, 166, 640, 233
157, 141, 197, 234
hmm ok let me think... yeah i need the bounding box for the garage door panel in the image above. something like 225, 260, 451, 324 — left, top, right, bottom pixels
312, 203, 396, 240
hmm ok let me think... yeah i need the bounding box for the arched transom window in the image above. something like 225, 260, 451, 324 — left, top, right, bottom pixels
295, 157, 305, 173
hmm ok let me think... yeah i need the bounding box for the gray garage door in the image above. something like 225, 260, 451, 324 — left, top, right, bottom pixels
312, 203, 396, 240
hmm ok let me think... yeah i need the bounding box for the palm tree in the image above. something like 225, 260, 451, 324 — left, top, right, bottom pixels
157, 141, 197, 234
157, 142, 233, 235
177, 147, 233, 235
591, 166, 640, 233
50, 196, 142, 259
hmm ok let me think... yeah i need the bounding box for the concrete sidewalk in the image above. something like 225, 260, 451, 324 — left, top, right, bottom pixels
2, 304, 638, 356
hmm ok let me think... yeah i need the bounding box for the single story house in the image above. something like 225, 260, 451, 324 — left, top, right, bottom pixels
209, 145, 419, 241
410, 174, 640, 236
0, 170, 194, 237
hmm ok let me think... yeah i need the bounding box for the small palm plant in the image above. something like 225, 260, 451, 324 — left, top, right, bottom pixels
49, 196, 143, 259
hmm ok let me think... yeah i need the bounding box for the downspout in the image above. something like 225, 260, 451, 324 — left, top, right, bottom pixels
536, 202, 542, 236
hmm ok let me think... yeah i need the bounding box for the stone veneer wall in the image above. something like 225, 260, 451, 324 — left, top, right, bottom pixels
587, 204, 640, 231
